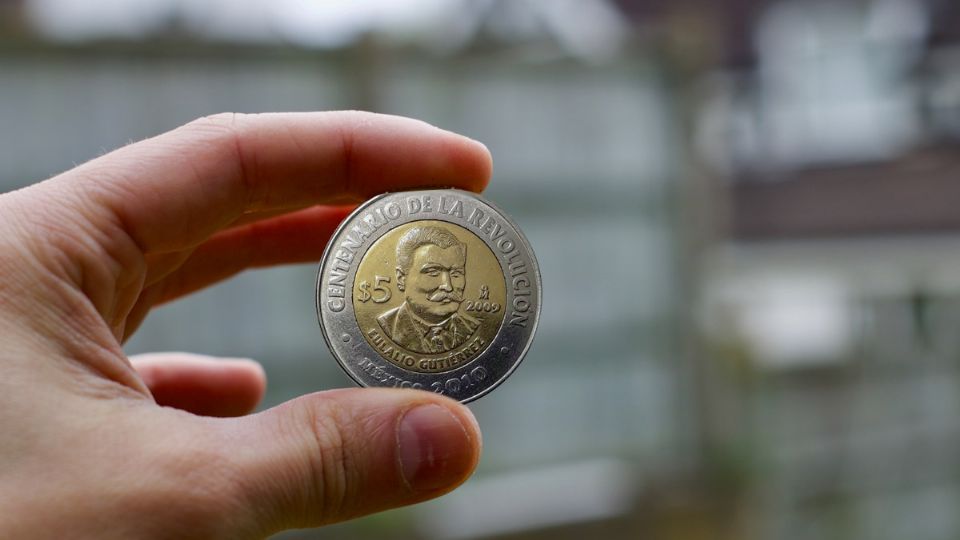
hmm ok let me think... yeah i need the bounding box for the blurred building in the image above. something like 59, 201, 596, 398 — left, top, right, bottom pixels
693, 1, 960, 539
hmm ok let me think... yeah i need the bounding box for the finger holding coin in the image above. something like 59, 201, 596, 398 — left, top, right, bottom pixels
317, 189, 540, 402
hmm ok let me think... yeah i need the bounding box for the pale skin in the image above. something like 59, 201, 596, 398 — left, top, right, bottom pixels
0, 112, 490, 539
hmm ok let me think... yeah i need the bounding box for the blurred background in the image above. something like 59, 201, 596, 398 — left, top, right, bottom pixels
3, 0, 960, 538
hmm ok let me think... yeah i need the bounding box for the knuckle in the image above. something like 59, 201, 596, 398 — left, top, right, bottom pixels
180, 113, 245, 156
188, 112, 244, 132
5, 174, 147, 317
305, 398, 363, 520
180, 112, 261, 207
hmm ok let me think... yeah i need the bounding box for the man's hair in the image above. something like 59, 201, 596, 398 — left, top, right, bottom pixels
396, 226, 466, 274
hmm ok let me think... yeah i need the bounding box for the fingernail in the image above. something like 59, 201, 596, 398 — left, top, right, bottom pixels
397, 404, 475, 492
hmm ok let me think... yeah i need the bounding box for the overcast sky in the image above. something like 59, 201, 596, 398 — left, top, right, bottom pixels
25, 0, 465, 46
23, 0, 628, 59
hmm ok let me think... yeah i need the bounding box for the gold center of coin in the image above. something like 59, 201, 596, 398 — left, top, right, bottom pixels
353, 220, 506, 373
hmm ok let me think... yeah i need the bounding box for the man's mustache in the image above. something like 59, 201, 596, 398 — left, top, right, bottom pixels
427, 290, 463, 303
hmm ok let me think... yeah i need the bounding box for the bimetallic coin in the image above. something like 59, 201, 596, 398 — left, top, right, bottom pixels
316, 189, 541, 403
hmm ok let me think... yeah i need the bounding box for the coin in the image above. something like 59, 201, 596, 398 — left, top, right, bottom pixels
316, 189, 541, 403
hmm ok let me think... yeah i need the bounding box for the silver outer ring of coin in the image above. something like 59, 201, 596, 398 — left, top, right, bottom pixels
316, 188, 541, 403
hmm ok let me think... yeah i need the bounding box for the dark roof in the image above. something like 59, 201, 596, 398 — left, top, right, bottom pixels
730, 146, 960, 240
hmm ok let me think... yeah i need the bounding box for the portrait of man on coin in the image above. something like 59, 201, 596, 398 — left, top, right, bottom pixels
378, 225, 480, 354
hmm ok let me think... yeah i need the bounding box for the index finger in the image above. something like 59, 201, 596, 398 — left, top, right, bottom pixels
51, 112, 492, 254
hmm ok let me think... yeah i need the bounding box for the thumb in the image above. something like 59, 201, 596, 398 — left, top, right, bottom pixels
216, 388, 482, 535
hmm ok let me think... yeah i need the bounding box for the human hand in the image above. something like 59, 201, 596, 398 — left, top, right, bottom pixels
0, 112, 490, 539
